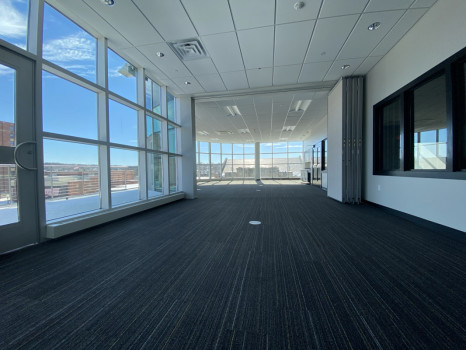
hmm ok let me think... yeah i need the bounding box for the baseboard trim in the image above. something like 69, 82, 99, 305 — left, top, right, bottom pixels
364, 200, 466, 241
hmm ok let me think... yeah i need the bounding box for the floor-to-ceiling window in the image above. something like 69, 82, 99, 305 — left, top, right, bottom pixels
196, 141, 303, 180
0, 1, 182, 225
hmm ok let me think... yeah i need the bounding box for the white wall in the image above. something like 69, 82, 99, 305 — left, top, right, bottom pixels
365, 0, 466, 232
327, 80, 343, 202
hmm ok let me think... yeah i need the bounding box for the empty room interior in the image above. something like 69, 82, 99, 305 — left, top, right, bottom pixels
1, 0, 466, 349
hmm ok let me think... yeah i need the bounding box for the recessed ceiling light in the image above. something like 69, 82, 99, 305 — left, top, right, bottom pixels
102, 0, 115, 6
184, 81, 191, 85
368, 22, 381, 31
294, 1, 305, 10
292, 99, 312, 112
156, 52, 165, 58
341, 64, 351, 70
224, 105, 241, 117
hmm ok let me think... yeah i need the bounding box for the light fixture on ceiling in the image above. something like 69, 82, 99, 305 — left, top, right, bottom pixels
118, 63, 136, 77
368, 22, 381, 31
102, 0, 115, 6
156, 52, 165, 58
282, 126, 296, 132
215, 131, 234, 135
197, 131, 209, 136
224, 105, 241, 117
341, 64, 351, 70
184, 81, 191, 85
238, 129, 250, 134
294, 1, 305, 10
292, 99, 312, 112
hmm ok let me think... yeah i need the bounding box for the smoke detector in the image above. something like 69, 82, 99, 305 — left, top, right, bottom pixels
294, 2, 305, 10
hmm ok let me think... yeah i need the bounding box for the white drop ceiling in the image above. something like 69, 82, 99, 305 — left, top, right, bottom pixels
48, 0, 437, 143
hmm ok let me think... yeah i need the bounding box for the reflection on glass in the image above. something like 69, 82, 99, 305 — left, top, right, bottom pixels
413, 75, 447, 169
169, 156, 177, 193
168, 124, 176, 153
145, 77, 161, 114
381, 98, 401, 171
109, 100, 138, 147
42, 71, 97, 139
43, 139, 100, 221
146, 116, 161, 150
108, 49, 137, 102
147, 153, 163, 198
0, 65, 18, 225
43, 4, 96, 82
167, 92, 175, 121
110, 148, 139, 207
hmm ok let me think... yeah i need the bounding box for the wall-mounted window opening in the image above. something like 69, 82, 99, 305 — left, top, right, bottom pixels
373, 46, 466, 179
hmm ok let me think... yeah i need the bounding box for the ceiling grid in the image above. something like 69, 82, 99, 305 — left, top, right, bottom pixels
46, 0, 438, 143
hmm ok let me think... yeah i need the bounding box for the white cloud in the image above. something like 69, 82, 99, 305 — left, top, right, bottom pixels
0, 1, 27, 38
43, 32, 95, 63
0, 65, 15, 76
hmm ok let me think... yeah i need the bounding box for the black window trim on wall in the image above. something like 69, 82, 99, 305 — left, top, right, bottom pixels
373, 46, 466, 180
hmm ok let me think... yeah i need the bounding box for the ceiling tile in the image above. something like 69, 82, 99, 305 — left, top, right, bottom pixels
238, 27, 274, 69
172, 76, 205, 94
276, 0, 322, 24
298, 61, 333, 83
411, 0, 437, 8
202, 32, 244, 72
370, 8, 428, 56
273, 65, 301, 86
229, 0, 275, 30
324, 58, 365, 80
221, 71, 249, 90
246, 68, 272, 88
181, 0, 234, 35
83, 0, 163, 46
137, 43, 192, 78
354, 55, 383, 75
305, 15, 359, 63
319, 0, 369, 18
338, 10, 405, 59
132, 0, 197, 41
196, 74, 227, 92
184, 58, 218, 76
122, 47, 170, 84
365, 0, 414, 12
274, 21, 315, 66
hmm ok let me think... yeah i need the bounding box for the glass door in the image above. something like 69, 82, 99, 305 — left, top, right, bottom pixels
0, 46, 38, 254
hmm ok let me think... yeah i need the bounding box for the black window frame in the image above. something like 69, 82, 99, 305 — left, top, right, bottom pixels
373, 46, 466, 180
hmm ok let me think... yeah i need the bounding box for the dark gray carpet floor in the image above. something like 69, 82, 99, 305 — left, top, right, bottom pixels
1, 182, 465, 349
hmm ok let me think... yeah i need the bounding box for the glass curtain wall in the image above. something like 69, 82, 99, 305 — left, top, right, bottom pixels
196, 141, 303, 180
38, 3, 181, 221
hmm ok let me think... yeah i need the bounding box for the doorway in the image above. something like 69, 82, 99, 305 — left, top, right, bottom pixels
0, 46, 39, 254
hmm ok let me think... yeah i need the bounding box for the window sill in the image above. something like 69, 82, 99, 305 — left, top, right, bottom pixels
45, 192, 185, 239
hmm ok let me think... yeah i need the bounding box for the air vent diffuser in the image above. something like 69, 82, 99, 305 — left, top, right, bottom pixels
168, 39, 207, 61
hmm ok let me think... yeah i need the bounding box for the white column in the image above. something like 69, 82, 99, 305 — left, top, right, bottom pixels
179, 97, 196, 198
255, 142, 260, 180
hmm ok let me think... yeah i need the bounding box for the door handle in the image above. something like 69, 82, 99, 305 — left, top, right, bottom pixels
14, 141, 37, 171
